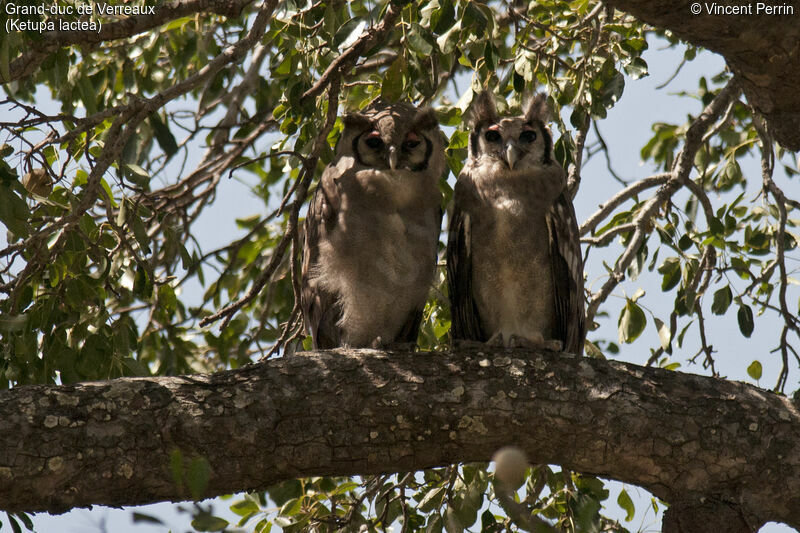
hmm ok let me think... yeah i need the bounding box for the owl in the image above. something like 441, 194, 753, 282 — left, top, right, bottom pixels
301, 101, 446, 349
446, 91, 585, 354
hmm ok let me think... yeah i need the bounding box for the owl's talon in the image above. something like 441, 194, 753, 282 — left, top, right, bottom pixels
487, 333, 505, 346
451, 339, 486, 350
384, 341, 416, 352
543, 339, 564, 352
507, 335, 564, 352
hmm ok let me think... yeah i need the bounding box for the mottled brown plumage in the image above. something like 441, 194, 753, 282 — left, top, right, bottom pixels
302, 102, 445, 349
446, 92, 585, 354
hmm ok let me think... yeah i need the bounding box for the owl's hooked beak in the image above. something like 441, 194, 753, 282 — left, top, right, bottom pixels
388, 145, 399, 170
505, 143, 521, 170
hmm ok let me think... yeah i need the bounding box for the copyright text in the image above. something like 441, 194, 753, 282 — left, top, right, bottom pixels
691, 2, 795, 15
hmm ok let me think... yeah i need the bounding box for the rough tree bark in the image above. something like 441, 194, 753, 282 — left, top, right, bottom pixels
1, 348, 798, 531
604, 0, 800, 150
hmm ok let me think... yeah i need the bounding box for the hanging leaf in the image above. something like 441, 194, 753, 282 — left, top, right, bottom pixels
654, 317, 671, 350
711, 285, 733, 315
737, 304, 754, 338
617, 488, 635, 521
618, 300, 646, 344
747, 360, 762, 381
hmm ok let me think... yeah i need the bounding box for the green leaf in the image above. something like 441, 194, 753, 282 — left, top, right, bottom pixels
658, 257, 681, 291
426, 513, 444, 533
131, 213, 151, 254
78, 76, 97, 115
737, 304, 754, 338
279, 497, 302, 517
631, 287, 645, 303
653, 317, 671, 350
617, 489, 635, 521
436, 21, 461, 55
267, 479, 303, 506
624, 56, 648, 80
711, 285, 732, 315
124, 163, 150, 186
0, 184, 31, 238
418, 486, 447, 513
747, 360, 762, 381
169, 448, 183, 490
480, 509, 497, 529
461, 2, 488, 34
7, 513, 22, 533
230, 499, 260, 517
163, 16, 194, 31
514, 52, 534, 82
254, 519, 272, 533
584, 340, 605, 359
618, 300, 646, 344
132, 512, 165, 525
380, 58, 405, 102
191, 513, 229, 532
431, 0, 456, 33
407, 23, 434, 56
444, 505, 464, 533
149, 114, 179, 159
187, 456, 211, 500
333, 18, 364, 49
455, 474, 483, 528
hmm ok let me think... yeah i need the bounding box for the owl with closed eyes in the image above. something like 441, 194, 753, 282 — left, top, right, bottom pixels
446, 92, 585, 354
301, 102, 445, 349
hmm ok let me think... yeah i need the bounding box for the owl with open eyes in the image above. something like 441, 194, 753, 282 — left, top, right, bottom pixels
301, 102, 445, 349
446, 92, 585, 354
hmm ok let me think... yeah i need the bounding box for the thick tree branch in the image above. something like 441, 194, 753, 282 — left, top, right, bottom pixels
603, 0, 800, 150
0, 348, 798, 531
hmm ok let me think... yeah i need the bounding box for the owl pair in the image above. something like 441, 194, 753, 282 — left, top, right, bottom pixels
301, 93, 585, 355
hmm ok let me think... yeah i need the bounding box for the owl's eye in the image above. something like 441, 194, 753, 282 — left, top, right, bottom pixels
402, 132, 421, 151
364, 132, 384, 150
519, 130, 537, 144
484, 130, 502, 143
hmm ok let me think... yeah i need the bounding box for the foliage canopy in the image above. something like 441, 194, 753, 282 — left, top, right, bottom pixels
1, 0, 798, 530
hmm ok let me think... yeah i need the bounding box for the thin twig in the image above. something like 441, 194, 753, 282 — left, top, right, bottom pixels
579, 173, 671, 237
585, 80, 740, 324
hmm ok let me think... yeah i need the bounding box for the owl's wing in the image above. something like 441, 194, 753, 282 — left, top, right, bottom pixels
446, 179, 487, 342
546, 190, 586, 354
301, 166, 343, 349
394, 206, 444, 345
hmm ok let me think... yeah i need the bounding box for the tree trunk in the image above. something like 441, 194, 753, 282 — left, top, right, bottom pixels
604, 0, 800, 150
0, 348, 799, 530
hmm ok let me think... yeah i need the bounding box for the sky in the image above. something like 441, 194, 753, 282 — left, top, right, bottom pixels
5, 23, 797, 533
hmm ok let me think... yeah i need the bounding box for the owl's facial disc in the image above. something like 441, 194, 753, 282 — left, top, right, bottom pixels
359, 123, 432, 171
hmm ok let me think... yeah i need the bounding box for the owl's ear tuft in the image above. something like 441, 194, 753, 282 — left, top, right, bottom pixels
470, 91, 499, 128
412, 107, 439, 131
342, 112, 372, 131
524, 93, 550, 124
